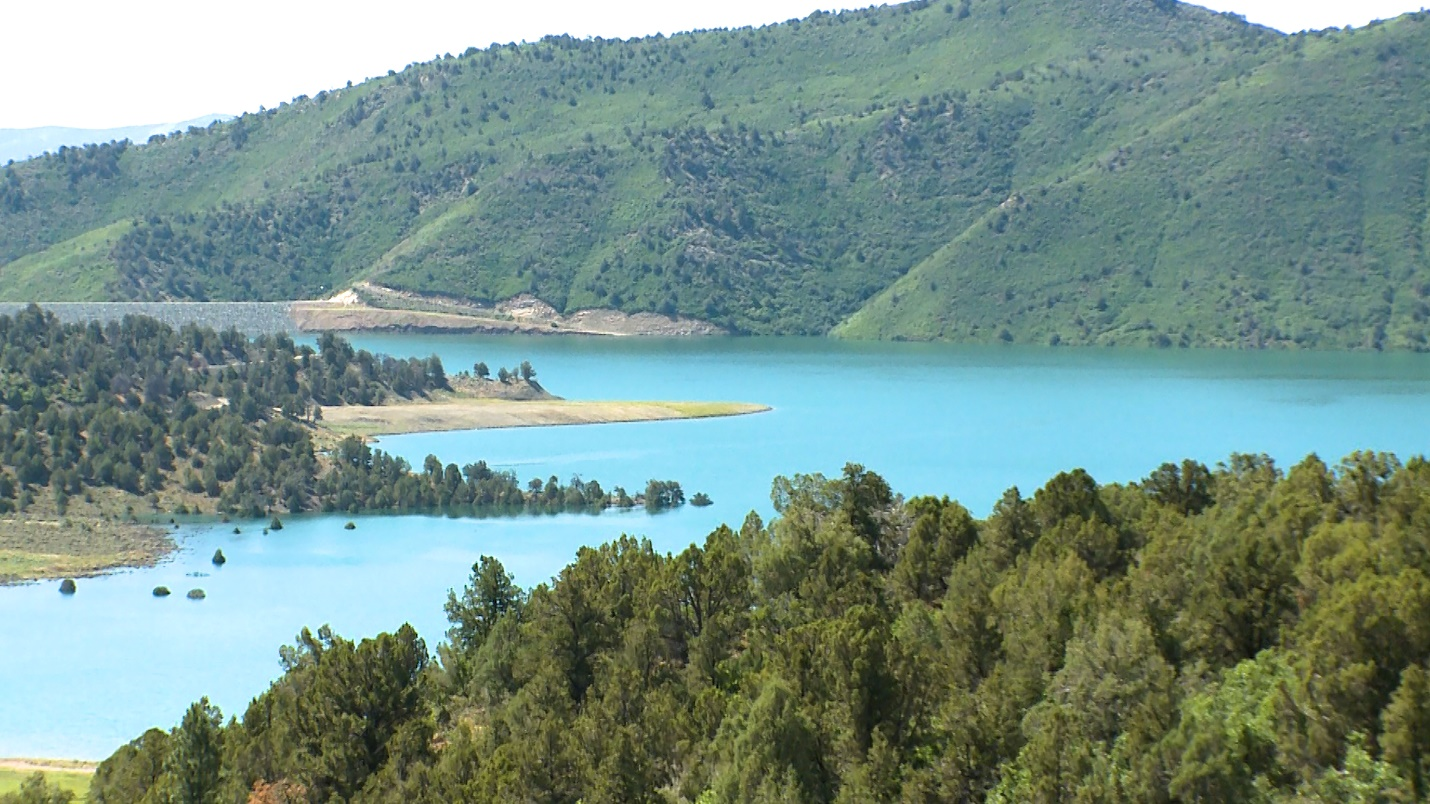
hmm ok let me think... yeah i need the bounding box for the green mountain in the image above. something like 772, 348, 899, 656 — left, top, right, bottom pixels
1, 0, 1427, 348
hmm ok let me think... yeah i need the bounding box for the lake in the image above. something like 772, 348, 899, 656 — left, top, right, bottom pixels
3, 335, 1430, 759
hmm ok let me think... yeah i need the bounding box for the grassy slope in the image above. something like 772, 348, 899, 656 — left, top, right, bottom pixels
836, 14, 1430, 348
357, 0, 1274, 335
0, 0, 1425, 347
0, 221, 126, 301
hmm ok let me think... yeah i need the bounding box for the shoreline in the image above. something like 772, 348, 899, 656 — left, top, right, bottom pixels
0, 516, 175, 586
0, 290, 728, 339
319, 398, 772, 438
291, 285, 726, 337
0, 398, 770, 584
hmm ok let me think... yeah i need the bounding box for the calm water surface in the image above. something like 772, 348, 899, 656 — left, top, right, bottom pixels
3, 336, 1430, 758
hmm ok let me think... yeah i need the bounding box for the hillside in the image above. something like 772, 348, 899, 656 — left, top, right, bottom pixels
0, 0, 1427, 347
0, 115, 230, 165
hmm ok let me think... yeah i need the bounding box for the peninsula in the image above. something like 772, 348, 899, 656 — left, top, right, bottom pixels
317, 368, 767, 436
0, 307, 766, 584
321, 393, 769, 437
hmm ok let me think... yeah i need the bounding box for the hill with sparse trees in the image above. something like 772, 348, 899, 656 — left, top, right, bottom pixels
2, 0, 1429, 348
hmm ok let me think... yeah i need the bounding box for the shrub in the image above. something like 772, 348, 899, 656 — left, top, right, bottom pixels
212, 549, 226, 566
691, 492, 713, 507
269, 517, 284, 531
344, 521, 356, 530
187, 589, 206, 600
59, 578, 76, 594
153, 586, 171, 597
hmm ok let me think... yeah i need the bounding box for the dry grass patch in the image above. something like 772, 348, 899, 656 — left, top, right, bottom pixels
320, 399, 770, 437
0, 512, 174, 585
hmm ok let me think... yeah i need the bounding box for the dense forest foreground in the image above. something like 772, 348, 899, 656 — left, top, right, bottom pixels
33, 451, 1430, 802
0, 307, 685, 582
2, 0, 1429, 348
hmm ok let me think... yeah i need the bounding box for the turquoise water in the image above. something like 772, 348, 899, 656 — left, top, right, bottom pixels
3, 336, 1430, 759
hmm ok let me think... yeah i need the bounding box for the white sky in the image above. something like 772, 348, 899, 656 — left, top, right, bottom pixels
0, 0, 1425, 129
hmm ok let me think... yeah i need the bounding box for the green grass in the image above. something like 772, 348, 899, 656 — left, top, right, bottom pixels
836, 15, 1430, 349
0, 220, 124, 301
0, 767, 91, 798
0, 1, 1427, 347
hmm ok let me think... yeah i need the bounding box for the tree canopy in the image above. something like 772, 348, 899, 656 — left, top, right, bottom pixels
91, 452, 1430, 801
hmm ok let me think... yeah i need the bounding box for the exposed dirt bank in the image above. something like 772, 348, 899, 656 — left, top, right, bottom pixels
446, 376, 555, 401
293, 283, 725, 336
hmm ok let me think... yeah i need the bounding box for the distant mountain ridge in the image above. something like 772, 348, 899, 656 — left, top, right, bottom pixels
0, 115, 231, 164
0, 0, 1427, 349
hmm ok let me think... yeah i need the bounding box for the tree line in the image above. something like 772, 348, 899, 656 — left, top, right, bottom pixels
62, 450, 1430, 802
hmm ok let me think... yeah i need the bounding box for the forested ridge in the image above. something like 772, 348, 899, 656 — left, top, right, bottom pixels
3, 0, 1429, 348
0, 307, 672, 521
60, 452, 1430, 802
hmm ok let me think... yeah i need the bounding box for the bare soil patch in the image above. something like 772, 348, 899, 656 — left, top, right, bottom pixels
294, 283, 725, 337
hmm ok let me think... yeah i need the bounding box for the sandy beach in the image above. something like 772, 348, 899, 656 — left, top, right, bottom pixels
318, 398, 771, 437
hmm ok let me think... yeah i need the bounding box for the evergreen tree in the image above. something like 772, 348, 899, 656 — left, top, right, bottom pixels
163, 698, 223, 804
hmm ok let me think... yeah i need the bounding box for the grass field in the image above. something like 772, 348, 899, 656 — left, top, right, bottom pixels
0, 765, 92, 798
